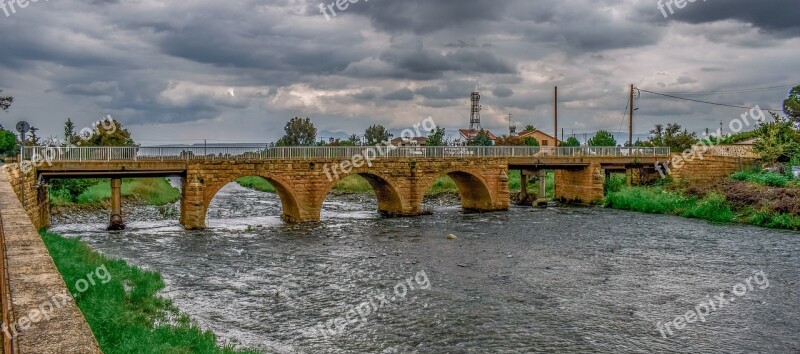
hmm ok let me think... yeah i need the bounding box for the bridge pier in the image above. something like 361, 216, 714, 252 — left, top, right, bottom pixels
554, 163, 605, 204
519, 171, 529, 201
107, 177, 125, 230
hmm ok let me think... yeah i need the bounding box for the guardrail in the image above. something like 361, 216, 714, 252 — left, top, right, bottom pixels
22, 146, 672, 162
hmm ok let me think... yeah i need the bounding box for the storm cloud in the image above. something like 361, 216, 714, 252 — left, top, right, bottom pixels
0, 0, 797, 144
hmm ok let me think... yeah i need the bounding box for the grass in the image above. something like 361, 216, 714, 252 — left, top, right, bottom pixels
235, 176, 275, 193
50, 178, 181, 206
40, 230, 260, 354
606, 186, 796, 230
731, 170, 792, 188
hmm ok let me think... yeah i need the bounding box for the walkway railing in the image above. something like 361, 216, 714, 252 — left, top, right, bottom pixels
22, 146, 672, 162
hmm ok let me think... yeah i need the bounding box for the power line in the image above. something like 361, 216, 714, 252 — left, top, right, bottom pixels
659, 85, 794, 96
637, 88, 783, 111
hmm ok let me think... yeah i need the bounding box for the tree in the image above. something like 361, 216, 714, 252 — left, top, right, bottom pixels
277, 117, 317, 146
467, 130, 493, 146
524, 125, 535, 132
347, 134, 361, 146
25, 126, 41, 146
0, 90, 12, 112
63, 118, 77, 145
753, 112, 800, 163
80, 118, 136, 147
427, 126, 446, 146
784, 85, 800, 124
647, 123, 698, 152
364, 124, 392, 145
588, 130, 617, 146
0, 127, 16, 157
522, 136, 540, 146
562, 136, 581, 147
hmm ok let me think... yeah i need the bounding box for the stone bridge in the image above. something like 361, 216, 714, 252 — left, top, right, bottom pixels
8, 146, 674, 230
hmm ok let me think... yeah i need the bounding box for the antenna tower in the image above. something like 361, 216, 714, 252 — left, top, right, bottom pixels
469, 91, 482, 137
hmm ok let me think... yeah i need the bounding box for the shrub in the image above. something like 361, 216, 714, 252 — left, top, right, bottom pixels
682, 193, 735, 223
731, 170, 789, 187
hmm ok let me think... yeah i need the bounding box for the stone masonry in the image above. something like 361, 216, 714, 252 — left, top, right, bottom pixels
181, 158, 511, 229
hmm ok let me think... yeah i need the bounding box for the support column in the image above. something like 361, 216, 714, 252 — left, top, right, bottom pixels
538, 170, 547, 198
553, 163, 605, 204
519, 170, 529, 200
107, 178, 125, 230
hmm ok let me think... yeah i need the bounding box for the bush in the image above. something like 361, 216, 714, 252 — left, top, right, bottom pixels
731, 170, 790, 187
682, 193, 735, 223
605, 187, 695, 214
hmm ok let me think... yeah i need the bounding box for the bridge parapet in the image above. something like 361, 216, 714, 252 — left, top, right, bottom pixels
23, 146, 672, 162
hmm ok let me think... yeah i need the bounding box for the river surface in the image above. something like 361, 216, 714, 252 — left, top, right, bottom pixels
50, 183, 800, 353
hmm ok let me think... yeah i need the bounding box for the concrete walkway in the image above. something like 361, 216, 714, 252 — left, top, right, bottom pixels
0, 169, 101, 353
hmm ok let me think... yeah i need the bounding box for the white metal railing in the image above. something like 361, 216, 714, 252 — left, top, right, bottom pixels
21, 146, 672, 162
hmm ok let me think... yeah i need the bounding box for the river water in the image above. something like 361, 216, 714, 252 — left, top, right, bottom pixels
50, 183, 800, 353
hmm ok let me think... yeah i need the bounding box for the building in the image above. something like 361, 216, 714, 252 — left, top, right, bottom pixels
458, 129, 497, 142
517, 129, 560, 147
389, 136, 428, 147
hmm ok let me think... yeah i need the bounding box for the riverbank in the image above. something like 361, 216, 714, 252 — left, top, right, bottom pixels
49, 178, 181, 218
605, 172, 800, 231
50, 178, 180, 206
39, 230, 260, 354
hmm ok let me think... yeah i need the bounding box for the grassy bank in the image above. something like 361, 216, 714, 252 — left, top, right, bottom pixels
40, 230, 260, 354
50, 178, 181, 206
606, 184, 800, 231
237, 171, 555, 197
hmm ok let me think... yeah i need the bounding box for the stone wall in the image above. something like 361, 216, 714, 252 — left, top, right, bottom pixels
1, 164, 49, 230
668, 155, 759, 184
0, 169, 101, 353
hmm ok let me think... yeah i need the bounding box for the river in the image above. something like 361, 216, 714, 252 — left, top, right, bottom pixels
50, 182, 800, 353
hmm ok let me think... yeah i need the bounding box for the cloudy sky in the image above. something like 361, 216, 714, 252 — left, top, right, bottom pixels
0, 0, 798, 144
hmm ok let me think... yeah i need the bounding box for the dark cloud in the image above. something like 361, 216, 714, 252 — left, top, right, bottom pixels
649, 0, 800, 36
382, 88, 415, 101
0, 0, 796, 142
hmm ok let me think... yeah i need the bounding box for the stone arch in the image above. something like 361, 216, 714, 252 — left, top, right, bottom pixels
422, 169, 497, 211
319, 171, 411, 217
202, 173, 303, 223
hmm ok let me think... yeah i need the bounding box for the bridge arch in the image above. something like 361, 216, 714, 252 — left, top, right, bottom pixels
319, 171, 411, 217
422, 169, 497, 211
201, 173, 303, 223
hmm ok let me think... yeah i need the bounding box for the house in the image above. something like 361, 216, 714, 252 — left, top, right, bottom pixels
458, 129, 498, 142
390, 136, 428, 147
517, 129, 561, 147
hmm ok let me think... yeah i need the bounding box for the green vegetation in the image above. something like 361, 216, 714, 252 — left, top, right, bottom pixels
364, 124, 393, 145
40, 231, 259, 354
276, 117, 317, 146
235, 176, 276, 193
467, 130, 494, 146
604, 173, 627, 194
237, 171, 557, 198
731, 170, 792, 188
561, 136, 581, 147
605, 180, 798, 230
50, 178, 181, 206
605, 187, 736, 224
588, 130, 617, 147
427, 126, 446, 146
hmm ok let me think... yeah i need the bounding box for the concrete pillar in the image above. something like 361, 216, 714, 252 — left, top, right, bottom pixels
538, 170, 547, 198
107, 178, 125, 230
519, 170, 528, 200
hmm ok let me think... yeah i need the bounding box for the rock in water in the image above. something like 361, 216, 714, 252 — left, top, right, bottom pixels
447, 234, 458, 240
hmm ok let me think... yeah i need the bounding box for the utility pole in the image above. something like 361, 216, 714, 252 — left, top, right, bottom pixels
629, 84, 634, 147
554, 86, 558, 147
